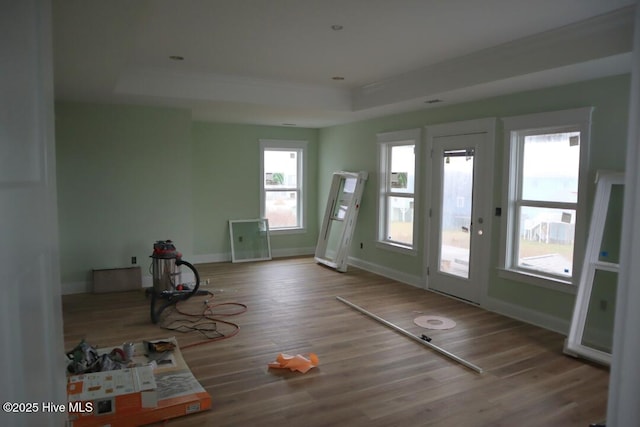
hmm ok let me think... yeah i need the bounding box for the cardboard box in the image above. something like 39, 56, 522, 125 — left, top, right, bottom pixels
92, 267, 142, 293
67, 338, 211, 427
67, 365, 157, 423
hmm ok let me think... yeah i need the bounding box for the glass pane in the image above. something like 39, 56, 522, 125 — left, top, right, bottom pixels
599, 184, 624, 263
439, 152, 474, 278
264, 150, 298, 188
581, 269, 617, 353
265, 191, 298, 228
517, 206, 575, 277
386, 196, 414, 245
333, 177, 357, 220
229, 219, 271, 262
390, 145, 415, 193
522, 132, 580, 203
325, 217, 346, 260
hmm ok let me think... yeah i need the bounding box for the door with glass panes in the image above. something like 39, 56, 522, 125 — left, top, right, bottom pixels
428, 132, 491, 303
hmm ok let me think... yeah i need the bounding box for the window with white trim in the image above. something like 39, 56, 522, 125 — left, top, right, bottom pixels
377, 129, 420, 252
501, 108, 592, 286
259, 139, 307, 232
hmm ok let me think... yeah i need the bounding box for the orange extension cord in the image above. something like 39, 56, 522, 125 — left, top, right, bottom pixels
161, 291, 247, 349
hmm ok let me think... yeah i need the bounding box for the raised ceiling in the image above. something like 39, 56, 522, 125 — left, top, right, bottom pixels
52, 0, 637, 128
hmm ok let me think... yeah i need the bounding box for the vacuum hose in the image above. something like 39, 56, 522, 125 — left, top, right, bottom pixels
175, 257, 200, 297
150, 257, 201, 324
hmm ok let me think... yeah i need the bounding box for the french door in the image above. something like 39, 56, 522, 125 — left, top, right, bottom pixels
427, 126, 494, 304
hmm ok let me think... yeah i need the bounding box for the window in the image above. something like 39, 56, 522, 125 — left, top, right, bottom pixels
259, 139, 307, 232
377, 129, 421, 252
501, 108, 592, 287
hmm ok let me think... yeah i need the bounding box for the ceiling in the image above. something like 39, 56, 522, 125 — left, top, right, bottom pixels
52, 0, 637, 128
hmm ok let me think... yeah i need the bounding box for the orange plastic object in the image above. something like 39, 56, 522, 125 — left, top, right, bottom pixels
268, 353, 319, 373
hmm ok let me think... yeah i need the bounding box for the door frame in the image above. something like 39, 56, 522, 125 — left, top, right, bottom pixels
423, 118, 496, 306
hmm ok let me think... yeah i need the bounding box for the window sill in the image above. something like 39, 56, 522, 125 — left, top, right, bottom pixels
375, 241, 418, 256
497, 268, 576, 294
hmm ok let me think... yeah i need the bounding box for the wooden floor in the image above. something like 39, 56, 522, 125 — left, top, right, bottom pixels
62, 257, 609, 427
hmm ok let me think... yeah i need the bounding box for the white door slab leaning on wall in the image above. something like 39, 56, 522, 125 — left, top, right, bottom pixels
564, 171, 624, 366
425, 119, 496, 304
315, 171, 368, 272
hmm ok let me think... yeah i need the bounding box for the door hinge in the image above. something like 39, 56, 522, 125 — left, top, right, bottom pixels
429, 208, 432, 218
427, 266, 430, 275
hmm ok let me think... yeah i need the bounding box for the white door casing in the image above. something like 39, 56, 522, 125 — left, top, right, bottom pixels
0, 1, 67, 426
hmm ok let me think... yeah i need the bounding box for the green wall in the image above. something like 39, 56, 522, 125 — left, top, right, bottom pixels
318, 74, 630, 323
55, 74, 629, 332
191, 122, 319, 257
55, 103, 319, 286
55, 103, 194, 284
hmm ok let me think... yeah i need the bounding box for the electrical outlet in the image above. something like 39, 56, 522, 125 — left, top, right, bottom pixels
131, 256, 137, 265
239, 236, 243, 242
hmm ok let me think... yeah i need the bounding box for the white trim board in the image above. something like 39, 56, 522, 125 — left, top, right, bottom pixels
484, 296, 569, 335
61, 272, 190, 295
273, 246, 316, 258
348, 256, 569, 334
62, 247, 316, 295
191, 252, 231, 264
192, 247, 315, 265
347, 256, 423, 289
61, 281, 91, 295
62, 254, 573, 333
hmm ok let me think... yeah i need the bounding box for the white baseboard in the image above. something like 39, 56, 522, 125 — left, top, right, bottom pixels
272, 246, 316, 258
484, 296, 570, 335
62, 252, 569, 335
192, 247, 315, 265
191, 253, 230, 264
141, 274, 152, 288
62, 273, 193, 295
348, 256, 568, 334
347, 256, 423, 288
62, 248, 317, 295
61, 281, 90, 295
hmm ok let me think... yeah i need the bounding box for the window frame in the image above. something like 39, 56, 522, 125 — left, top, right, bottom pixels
500, 108, 593, 291
259, 139, 307, 234
376, 128, 421, 254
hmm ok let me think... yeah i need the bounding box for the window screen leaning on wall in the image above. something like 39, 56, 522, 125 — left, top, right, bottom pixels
259, 139, 307, 232
377, 128, 421, 253
500, 108, 593, 287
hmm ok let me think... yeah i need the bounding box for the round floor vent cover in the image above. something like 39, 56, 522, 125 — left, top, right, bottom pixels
413, 315, 456, 330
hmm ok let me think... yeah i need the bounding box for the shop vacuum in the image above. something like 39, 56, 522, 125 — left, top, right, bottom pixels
149, 240, 202, 324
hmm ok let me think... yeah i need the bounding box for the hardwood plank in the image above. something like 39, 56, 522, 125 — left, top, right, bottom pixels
62, 257, 609, 426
